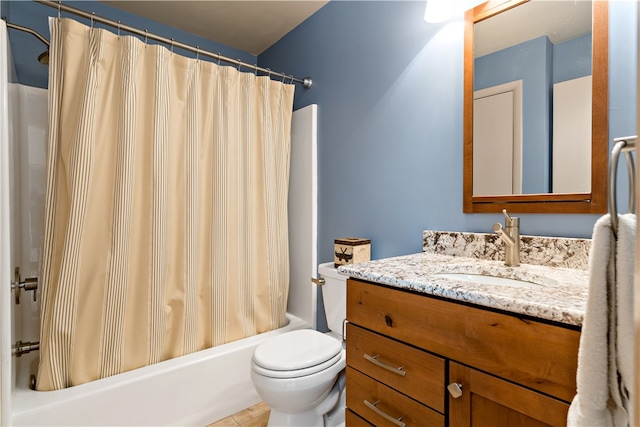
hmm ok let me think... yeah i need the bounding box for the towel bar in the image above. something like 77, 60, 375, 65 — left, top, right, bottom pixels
608, 135, 637, 237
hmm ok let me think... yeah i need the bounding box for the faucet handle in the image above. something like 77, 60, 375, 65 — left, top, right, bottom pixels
502, 209, 519, 227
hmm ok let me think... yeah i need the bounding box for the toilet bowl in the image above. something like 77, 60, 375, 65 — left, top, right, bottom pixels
250, 262, 347, 427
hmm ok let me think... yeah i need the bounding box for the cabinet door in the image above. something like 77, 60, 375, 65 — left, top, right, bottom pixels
449, 363, 569, 427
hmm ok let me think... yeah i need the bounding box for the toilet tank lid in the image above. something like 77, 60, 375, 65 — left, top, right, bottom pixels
252, 329, 342, 371
318, 262, 345, 281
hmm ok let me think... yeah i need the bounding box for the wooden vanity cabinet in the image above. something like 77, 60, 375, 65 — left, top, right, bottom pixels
345, 278, 581, 426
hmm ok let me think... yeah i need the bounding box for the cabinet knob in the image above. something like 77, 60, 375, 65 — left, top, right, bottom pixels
447, 382, 463, 399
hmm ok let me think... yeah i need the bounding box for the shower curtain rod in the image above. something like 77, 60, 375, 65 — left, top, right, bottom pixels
34, 0, 313, 89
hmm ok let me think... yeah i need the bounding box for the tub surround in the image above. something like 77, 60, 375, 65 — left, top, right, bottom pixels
338, 231, 590, 326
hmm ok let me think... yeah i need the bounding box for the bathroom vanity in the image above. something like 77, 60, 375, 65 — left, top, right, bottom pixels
340, 231, 589, 426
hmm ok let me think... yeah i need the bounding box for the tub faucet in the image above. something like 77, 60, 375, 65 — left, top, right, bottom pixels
492, 209, 520, 267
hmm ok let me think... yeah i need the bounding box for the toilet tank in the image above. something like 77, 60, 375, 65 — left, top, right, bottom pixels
318, 262, 347, 334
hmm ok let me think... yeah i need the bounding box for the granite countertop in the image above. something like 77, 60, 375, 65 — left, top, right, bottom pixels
337, 252, 589, 327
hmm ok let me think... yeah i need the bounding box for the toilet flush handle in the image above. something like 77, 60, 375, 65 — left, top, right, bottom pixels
310, 277, 325, 286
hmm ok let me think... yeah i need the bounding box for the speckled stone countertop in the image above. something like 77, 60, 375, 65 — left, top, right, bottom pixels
338, 232, 590, 327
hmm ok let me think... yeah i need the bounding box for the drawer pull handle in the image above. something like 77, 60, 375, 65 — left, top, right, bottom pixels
364, 353, 406, 377
364, 399, 406, 427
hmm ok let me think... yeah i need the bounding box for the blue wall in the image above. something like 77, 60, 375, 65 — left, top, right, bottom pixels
260, 0, 638, 263
553, 34, 592, 83
2, 0, 256, 88
610, 0, 639, 218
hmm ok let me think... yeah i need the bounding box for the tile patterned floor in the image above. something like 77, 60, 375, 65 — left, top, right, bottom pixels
206, 402, 270, 427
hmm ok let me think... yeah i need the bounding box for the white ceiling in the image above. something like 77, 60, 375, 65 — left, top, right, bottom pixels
101, 0, 329, 55
474, 0, 592, 58
100, 1, 592, 59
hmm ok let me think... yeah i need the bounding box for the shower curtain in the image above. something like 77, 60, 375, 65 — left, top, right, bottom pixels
37, 18, 294, 391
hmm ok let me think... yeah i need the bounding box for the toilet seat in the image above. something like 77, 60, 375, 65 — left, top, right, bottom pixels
252, 329, 343, 379
252, 351, 343, 379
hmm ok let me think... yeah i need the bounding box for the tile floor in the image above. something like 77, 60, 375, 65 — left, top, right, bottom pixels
206, 402, 270, 427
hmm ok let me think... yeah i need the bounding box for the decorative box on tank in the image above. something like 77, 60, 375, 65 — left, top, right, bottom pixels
334, 237, 371, 268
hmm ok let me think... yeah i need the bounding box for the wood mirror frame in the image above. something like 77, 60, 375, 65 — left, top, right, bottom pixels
463, 0, 608, 214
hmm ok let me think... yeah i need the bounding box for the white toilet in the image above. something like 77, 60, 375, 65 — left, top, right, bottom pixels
250, 262, 347, 427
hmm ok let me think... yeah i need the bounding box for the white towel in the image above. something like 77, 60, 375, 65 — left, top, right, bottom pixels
568, 215, 616, 427
614, 214, 635, 425
567, 213, 636, 427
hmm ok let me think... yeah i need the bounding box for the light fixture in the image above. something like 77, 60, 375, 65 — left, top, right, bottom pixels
424, 0, 456, 23
424, 0, 488, 24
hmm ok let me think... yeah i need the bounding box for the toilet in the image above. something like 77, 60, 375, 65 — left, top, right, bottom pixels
250, 262, 347, 427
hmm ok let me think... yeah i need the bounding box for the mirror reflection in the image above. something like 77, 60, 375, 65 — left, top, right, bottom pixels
472, 0, 592, 196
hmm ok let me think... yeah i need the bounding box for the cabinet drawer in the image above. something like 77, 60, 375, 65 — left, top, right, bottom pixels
347, 279, 580, 402
347, 367, 445, 427
346, 323, 445, 413
346, 409, 374, 426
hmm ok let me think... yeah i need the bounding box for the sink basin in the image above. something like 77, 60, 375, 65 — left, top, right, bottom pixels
435, 273, 542, 288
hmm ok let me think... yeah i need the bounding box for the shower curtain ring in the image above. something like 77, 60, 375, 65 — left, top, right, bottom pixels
195, 46, 199, 60
117, 21, 121, 37
265, 68, 271, 77
281, 73, 286, 83
170, 38, 174, 53
289, 75, 294, 84
237, 60, 242, 71
90, 12, 95, 28
217, 54, 221, 66
144, 29, 148, 44
57, 1, 61, 19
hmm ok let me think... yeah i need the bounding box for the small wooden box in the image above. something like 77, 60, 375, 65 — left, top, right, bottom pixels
334, 237, 371, 268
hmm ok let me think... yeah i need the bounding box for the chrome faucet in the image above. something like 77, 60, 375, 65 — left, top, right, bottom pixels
492, 209, 520, 267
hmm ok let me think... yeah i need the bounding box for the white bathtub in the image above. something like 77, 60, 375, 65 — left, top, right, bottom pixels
10, 313, 309, 426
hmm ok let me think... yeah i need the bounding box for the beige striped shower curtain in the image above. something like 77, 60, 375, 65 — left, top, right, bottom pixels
37, 18, 294, 391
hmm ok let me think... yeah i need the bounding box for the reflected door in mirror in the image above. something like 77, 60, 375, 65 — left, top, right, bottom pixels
473, 81, 523, 196
552, 75, 592, 193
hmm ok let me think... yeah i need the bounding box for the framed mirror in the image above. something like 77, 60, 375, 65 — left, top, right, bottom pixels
463, 0, 608, 213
